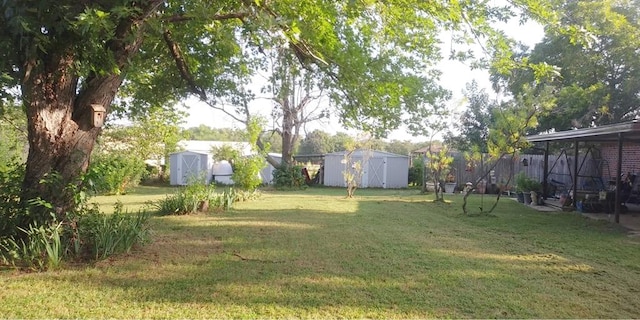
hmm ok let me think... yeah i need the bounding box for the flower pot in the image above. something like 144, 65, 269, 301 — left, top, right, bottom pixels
530, 191, 538, 206
444, 182, 456, 194
523, 191, 532, 205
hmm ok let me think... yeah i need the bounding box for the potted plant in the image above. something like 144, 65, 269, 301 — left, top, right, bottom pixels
444, 170, 456, 194
515, 172, 527, 203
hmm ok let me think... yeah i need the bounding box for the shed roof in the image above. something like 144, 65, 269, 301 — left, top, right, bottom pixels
177, 140, 253, 156
325, 149, 408, 158
526, 120, 640, 143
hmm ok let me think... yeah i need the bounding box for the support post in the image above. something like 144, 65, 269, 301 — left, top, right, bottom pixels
543, 142, 549, 199
573, 141, 579, 209
615, 133, 623, 223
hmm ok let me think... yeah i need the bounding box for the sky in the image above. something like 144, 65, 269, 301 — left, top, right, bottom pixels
181, 19, 546, 143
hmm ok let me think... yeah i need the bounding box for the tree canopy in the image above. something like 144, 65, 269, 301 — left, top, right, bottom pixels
493, 0, 640, 130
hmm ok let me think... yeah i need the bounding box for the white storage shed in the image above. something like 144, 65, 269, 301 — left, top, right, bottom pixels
260, 153, 282, 185
169, 151, 212, 185
323, 150, 409, 188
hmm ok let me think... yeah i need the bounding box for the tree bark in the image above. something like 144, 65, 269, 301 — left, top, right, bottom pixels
20, 51, 124, 222
18, 0, 161, 225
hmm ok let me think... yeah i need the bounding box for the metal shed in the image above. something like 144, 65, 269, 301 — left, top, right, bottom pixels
169, 151, 212, 185
323, 150, 409, 188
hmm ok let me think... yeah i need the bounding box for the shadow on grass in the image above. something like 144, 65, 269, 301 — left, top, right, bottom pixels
52, 194, 640, 318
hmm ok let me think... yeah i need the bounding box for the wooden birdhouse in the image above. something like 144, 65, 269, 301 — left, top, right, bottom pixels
91, 104, 106, 128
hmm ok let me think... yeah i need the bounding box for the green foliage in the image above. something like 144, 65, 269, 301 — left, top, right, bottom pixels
0, 104, 27, 164
154, 184, 260, 215
448, 81, 496, 153
185, 125, 248, 142
231, 156, 265, 191
408, 157, 424, 186
155, 183, 217, 215
0, 160, 25, 238
211, 145, 241, 162
487, 84, 556, 157
273, 165, 306, 189
78, 208, 151, 260
0, 192, 151, 270
0, 220, 63, 271
87, 153, 147, 195
426, 146, 454, 202
233, 118, 267, 191
515, 172, 542, 192
496, 0, 640, 130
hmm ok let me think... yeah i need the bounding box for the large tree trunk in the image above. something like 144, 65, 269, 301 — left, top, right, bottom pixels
20, 52, 124, 223
281, 105, 295, 166
17, 1, 160, 226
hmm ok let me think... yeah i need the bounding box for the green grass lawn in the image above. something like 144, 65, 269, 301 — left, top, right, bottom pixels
2, 187, 640, 318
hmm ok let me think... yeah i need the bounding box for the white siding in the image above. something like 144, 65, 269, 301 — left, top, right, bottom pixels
169, 151, 211, 185
385, 156, 409, 188
323, 150, 409, 188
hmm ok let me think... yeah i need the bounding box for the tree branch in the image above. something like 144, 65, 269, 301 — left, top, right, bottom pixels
163, 12, 250, 23
162, 29, 208, 101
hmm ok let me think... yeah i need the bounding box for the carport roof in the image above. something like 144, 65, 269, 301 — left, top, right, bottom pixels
526, 120, 640, 143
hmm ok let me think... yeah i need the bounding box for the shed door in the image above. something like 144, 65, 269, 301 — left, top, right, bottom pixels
180, 154, 201, 184
368, 158, 385, 188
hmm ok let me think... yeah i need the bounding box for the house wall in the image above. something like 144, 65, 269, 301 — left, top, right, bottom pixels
599, 142, 640, 181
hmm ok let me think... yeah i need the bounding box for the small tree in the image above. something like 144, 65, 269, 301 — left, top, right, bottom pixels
341, 136, 374, 198
461, 84, 556, 215
426, 145, 454, 202
343, 151, 363, 199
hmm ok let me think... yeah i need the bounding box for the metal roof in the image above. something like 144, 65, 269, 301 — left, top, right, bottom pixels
526, 120, 640, 143
324, 149, 408, 158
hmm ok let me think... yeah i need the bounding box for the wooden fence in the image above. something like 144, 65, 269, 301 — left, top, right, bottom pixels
443, 152, 603, 193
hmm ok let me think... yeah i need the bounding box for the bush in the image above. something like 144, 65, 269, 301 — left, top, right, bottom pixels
408, 157, 424, 186
87, 153, 147, 195
231, 156, 265, 191
515, 172, 542, 192
0, 160, 25, 238
273, 165, 306, 189
0, 169, 152, 271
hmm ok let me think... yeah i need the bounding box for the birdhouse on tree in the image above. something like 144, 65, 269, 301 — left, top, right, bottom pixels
91, 104, 106, 128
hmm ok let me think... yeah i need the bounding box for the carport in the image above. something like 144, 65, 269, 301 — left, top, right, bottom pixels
526, 120, 640, 223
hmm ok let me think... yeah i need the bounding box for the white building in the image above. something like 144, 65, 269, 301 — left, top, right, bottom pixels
169, 140, 253, 186
323, 150, 409, 188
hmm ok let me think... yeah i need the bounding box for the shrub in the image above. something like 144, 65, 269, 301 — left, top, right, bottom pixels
0, 160, 25, 238
408, 157, 424, 186
0, 172, 152, 270
87, 153, 147, 195
231, 156, 265, 191
273, 165, 306, 189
